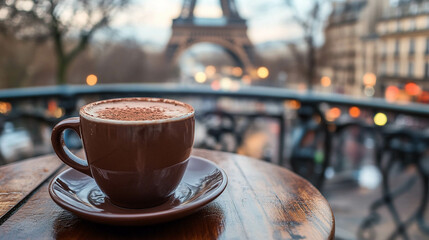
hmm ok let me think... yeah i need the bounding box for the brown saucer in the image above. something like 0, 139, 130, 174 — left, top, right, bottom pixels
48, 156, 228, 225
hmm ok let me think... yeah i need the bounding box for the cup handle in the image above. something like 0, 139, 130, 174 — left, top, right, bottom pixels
51, 117, 92, 177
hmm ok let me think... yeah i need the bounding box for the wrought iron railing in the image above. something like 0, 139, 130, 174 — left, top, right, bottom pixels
0, 83, 428, 239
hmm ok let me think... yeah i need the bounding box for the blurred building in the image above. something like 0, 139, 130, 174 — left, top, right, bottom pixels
320, 0, 386, 96
321, 0, 429, 103
321, 0, 366, 95
375, 0, 429, 102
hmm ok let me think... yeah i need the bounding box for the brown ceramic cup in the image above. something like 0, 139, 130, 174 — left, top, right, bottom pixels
51, 98, 195, 209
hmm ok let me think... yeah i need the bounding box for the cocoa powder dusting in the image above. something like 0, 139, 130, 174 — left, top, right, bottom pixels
96, 106, 170, 121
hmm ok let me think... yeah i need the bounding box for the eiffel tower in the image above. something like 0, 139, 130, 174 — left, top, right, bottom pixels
165, 0, 259, 74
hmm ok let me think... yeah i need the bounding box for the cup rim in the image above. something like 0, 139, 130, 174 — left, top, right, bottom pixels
80, 97, 195, 125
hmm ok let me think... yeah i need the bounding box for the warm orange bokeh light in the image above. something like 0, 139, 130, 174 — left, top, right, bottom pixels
48, 100, 57, 113
86, 74, 98, 86
418, 91, 429, 103
404, 82, 422, 96
363, 72, 376, 86
256, 67, 269, 79
330, 107, 341, 118
205, 65, 216, 77
349, 106, 361, 118
0, 101, 12, 114
321, 76, 331, 87
287, 100, 301, 110
326, 107, 341, 121
385, 85, 400, 102
46, 100, 63, 118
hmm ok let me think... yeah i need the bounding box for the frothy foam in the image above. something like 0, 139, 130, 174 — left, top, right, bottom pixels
81, 98, 193, 122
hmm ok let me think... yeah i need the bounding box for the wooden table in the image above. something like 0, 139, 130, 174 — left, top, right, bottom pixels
0, 149, 334, 239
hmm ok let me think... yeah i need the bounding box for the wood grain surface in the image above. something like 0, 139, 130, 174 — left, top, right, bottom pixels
0, 149, 335, 240
0, 154, 63, 220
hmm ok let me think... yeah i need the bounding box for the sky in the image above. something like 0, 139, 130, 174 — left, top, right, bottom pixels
106, 0, 332, 51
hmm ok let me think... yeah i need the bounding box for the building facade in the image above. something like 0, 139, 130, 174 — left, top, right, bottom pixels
375, 0, 429, 102
321, 0, 382, 95
322, 0, 429, 103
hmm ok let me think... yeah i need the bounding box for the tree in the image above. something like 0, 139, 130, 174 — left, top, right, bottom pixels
284, 0, 330, 91
0, 0, 129, 85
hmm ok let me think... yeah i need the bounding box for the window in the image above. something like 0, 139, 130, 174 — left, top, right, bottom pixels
425, 62, 429, 78
395, 39, 400, 56
394, 61, 399, 75
425, 38, 429, 55
410, 19, 416, 31
381, 42, 387, 57
410, 4, 418, 14
408, 62, 414, 77
409, 39, 415, 55
425, 2, 429, 11
380, 62, 386, 75
379, 25, 385, 34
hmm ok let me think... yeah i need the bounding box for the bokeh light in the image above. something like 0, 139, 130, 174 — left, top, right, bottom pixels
374, 113, 387, 126
47, 100, 64, 118
86, 74, 98, 86
211, 80, 220, 91
418, 91, 429, 103
363, 72, 376, 86
385, 85, 399, 102
286, 100, 301, 110
404, 82, 422, 96
257, 66, 269, 79
47, 100, 57, 113
326, 107, 341, 121
321, 76, 331, 87
205, 65, 216, 77
194, 72, 207, 83
349, 106, 361, 118
0, 102, 12, 114
220, 77, 232, 90
54, 108, 64, 118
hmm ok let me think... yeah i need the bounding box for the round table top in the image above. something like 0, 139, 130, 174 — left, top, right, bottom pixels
0, 148, 334, 240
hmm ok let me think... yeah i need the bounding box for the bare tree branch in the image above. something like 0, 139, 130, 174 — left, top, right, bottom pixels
0, 0, 130, 84
66, 16, 108, 64
284, 0, 331, 90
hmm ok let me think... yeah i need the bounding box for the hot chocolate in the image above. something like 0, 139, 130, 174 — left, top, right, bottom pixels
82, 98, 193, 122
51, 97, 195, 208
